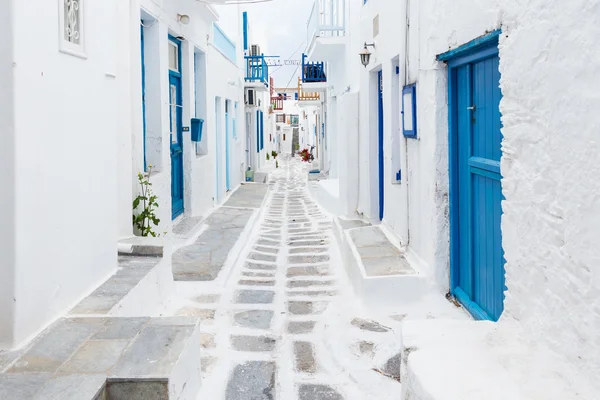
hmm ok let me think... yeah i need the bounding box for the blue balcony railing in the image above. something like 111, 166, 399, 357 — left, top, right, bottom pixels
302, 53, 326, 83
245, 55, 269, 85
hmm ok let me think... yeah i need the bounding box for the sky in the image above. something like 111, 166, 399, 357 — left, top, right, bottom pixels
215, 0, 313, 89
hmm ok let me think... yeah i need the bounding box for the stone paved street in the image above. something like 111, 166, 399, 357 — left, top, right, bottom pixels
166, 158, 404, 400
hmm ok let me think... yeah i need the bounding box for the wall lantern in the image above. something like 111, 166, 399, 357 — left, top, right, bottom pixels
177, 14, 190, 25
359, 42, 376, 67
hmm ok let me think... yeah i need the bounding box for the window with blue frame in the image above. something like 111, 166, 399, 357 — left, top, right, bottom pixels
402, 83, 417, 138
260, 111, 264, 150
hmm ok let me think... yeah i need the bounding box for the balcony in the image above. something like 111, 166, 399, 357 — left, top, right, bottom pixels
306, 0, 346, 62
301, 53, 327, 92
297, 78, 321, 105
245, 54, 269, 91
271, 96, 284, 111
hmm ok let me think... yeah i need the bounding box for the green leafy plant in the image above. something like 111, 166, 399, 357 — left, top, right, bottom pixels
132, 166, 161, 237
276, 160, 279, 168
266, 153, 270, 161
271, 150, 278, 159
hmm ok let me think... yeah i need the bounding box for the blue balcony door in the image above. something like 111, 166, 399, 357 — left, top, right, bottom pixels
449, 39, 505, 321
377, 70, 384, 221
169, 36, 184, 219
225, 101, 231, 191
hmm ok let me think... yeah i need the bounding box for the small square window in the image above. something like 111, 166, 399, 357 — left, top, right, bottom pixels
169, 42, 179, 72
59, 0, 86, 58
402, 83, 417, 138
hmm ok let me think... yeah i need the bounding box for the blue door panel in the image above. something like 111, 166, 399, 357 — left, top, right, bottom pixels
169, 37, 184, 220
377, 70, 384, 221
225, 109, 230, 191
456, 64, 472, 297
450, 40, 505, 322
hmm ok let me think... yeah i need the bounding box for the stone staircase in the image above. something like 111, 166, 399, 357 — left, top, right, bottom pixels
0, 316, 201, 399
0, 256, 201, 400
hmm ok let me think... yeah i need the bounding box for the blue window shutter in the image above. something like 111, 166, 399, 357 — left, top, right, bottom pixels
243, 12, 248, 51
260, 111, 264, 150
256, 110, 260, 152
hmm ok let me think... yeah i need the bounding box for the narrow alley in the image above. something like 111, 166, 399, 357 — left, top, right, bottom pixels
169, 157, 404, 400
1, 0, 599, 399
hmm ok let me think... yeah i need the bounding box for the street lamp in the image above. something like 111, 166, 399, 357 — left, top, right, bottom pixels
359, 42, 376, 67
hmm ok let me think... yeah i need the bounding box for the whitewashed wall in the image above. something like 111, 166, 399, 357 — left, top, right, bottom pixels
497, 0, 600, 390
0, 0, 122, 348
353, 0, 600, 391
355, 0, 502, 289
0, 0, 16, 348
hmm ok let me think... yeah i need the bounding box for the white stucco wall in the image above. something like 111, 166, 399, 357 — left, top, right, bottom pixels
137, 0, 242, 225
354, 0, 502, 290
349, 0, 600, 390
208, 47, 245, 203
497, 0, 600, 389
0, 0, 16, 348
5, 0, 123, 348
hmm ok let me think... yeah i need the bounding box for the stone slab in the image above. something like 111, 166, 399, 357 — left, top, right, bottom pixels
230, 335, 277, 352
234, 310, 274, 330
173, 216, 204, 236
348, 226, 415, 276
92, 317, 149, 340
238, 279, 276, 287
298, 384, 344, 400
224, 184, 269, 208
288, 255, 330, 264
287, 266, 329, 278
70, 257, 158, 315
287, 321, 317, 334
34, 374, 106, 400
226, 361, 275, 400
110, 318, 197, 378
294, 342, 317, 373
288, 301, 313, 315
9, 318, 106, 373
338, 219, 371, 230
173, 208, 254, 281
288, 280, 335, 289
58, 340, 130, 374
235, 290, 275, 304
0, 373, 52, 400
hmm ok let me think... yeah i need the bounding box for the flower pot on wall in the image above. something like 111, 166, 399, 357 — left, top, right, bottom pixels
191, 118, 204, 142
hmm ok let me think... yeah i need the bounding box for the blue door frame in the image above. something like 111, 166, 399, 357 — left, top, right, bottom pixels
440, 30, 506, 321
225, 102, 230, 191
141, 22, 147, 170
377, 70, 384, 221
169, 35, 184, 219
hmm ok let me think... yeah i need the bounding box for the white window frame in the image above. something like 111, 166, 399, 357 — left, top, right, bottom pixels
58, 0, 86, 58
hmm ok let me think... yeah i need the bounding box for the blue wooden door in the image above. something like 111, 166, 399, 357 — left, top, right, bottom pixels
377, 70, 384, 220
169, 37, 184, 219
450, 40, 505, 321
141, 23, 147, 170
225, 102, 230, 191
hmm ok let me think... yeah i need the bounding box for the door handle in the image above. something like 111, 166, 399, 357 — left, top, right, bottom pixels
467, 106, 476, 110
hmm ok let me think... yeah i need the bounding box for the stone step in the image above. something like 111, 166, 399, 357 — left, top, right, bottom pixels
118, 237, 163, 257
333, 219, 429, 308
0, 317, 201, 400
69, 256, 162, 316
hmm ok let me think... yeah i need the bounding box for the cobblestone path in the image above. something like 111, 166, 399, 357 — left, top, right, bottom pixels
188, 158, 401, 400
